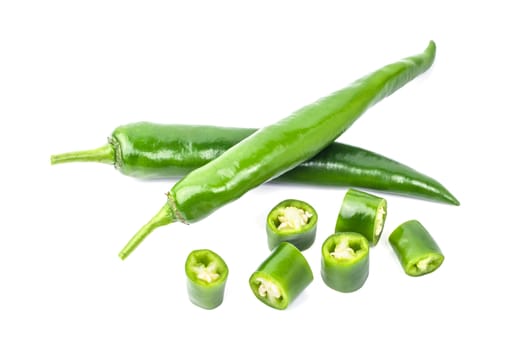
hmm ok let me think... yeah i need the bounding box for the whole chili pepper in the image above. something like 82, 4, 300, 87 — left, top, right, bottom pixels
119, 41, 437, 259
249, 242, 313, 310
50, 122, 459, 205
185, 249, 229, 309
321, 232, 369, 293
266, 199, 318, 251
334, 188, 387, 245
389, 220, 444, 276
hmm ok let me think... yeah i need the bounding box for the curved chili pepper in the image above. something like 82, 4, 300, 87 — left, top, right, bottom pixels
389, 220, 444, 276
50, 122, 459, 205
119, 41, 437, 259
185, 249, 229, 309
334, 188, 387, 245
321, 232, 369, 293
249, 242, 313, 310
266, 199, 318, 251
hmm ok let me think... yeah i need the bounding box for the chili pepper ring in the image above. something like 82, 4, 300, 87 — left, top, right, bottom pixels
119, 41, 437, 259
249, 242, 313, 310
389, 220, 444, 276
334, 188, 388, 245
266, 199, 318, 251
185, 249, 229, 309
321, 232, 370, 293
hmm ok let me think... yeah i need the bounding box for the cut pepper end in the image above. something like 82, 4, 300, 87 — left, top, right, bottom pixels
406, 253, 444, 276
268, 199, 317, 235
330, 239, 358, 259
276, 206, 313, 231
249, 272, 288, 310
185, 249, 228, 286
323, 232, 369, 265
372, 199, 387, 245
191, 262, 220, 283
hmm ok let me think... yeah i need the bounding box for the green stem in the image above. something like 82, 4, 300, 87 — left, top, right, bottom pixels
119, 204, 174, 260
50, 144, 115, 165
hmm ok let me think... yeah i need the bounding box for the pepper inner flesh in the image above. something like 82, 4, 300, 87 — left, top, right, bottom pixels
374, 205, 386, 239
255, 277, 282, 300
330, 239, 357, 260
276, 206, 312, 231
415, 255, 439, 273
191, 261, 220, 283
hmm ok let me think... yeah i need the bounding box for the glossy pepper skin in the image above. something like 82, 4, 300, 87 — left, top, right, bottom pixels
185, 249, 229, 309
266, 199, 317, 251
389, 220, 444, 276
249, 242, 313, 310
321, 232, 369, 293
335, 188, 387, 246
119, 41, 437, 259
50, 122, 458, 205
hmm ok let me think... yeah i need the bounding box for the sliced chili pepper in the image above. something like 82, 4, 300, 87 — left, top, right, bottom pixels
249, 242, 313, 310
266, 199, 317, 251
321, 232, 369, 293
51, 122, 459, 205
185, 249, 228, 309
334, 188, 387, 245
389, 220, 444, 276
117, 41, 437, 259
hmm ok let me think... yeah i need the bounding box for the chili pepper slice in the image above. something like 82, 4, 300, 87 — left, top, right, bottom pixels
266, 199, 317, 251
117, 41, 436, 259
334, 188, 387, 245
388, 220, 444, 276
185, 249, 229, 309
321, 232, 369, 293
50, 122, 459, 205
249, 242, 313, 310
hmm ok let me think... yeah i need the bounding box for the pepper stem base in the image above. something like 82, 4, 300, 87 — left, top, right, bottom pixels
119, 204, 174, 260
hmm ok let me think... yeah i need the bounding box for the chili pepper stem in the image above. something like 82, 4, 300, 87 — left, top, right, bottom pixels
50, 144, 115, 165
119, 204, 174, 260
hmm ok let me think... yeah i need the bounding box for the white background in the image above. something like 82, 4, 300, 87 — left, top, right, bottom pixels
1, 1, 527, 349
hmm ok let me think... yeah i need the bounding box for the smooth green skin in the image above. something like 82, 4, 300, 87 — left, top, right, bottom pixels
335, 188, 387, 245
113, 124, 255, 178
389, 220, 444, 277
185, 249, 229, 309
118, 41, 437, 259
249, 242, 313, 310
50, 122, 459, 205
321, 232, 369, 293
266, 199, 317, 251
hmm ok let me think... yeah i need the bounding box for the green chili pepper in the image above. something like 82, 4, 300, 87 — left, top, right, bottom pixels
321, 232, 369, 293
266, 199, 317, 251
185, 249, 228, 309
119, 41, 437, 259
50, 123, 458, 206
249, 242, 313, 310
389, 220, 444, 276
334, 188, 387, 245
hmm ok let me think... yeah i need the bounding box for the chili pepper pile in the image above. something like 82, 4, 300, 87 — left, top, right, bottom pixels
51, 41, 452, 310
